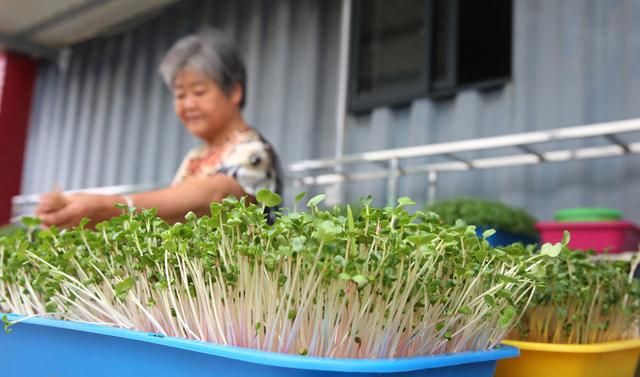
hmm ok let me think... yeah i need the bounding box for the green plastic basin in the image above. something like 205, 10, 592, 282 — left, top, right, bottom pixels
554, 208, 622, 222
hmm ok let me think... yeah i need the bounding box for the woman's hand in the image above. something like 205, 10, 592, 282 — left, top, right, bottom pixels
36, 191, 67, 214
36, 193, 111, 228
33, 175, 248, 228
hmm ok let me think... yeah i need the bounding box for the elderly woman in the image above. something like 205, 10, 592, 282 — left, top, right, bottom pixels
36, 30, 281, 227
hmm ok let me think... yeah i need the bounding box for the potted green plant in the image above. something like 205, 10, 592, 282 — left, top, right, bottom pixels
0, 192, 558, 376
426, 197, 539, 247
496, 233, 640, 377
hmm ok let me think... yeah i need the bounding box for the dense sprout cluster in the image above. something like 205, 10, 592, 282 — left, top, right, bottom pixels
515, 242, 640, 344
0, 193, 557, 357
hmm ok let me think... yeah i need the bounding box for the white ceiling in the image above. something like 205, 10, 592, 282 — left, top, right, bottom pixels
0, 0, 178, 58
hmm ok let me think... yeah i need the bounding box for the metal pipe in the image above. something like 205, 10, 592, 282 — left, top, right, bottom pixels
290, 142, 640, 186
288, 118, 640, 172
328, 0, 352, 205
387, 158, 399, 206
427, 171, 438, 205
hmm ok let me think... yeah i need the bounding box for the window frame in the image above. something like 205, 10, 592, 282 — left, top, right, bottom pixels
347, 0, 512, 112
347, 0, 433, 113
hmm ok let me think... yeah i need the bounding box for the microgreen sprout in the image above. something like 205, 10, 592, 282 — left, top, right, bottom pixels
0, 192, 555, 357
513, 238, 640, 344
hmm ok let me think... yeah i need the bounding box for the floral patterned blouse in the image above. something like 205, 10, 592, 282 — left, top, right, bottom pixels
172, 128, 281, 197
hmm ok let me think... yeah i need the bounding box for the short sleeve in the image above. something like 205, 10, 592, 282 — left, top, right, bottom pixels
216, 139, 280, 196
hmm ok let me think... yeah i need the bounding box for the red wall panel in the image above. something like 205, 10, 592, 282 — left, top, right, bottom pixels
0, 52, 37, 225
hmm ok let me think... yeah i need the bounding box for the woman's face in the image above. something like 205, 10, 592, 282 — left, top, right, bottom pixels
172, 68, 241, 143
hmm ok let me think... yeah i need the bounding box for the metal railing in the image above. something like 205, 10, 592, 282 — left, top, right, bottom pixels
288, 118, 640, 206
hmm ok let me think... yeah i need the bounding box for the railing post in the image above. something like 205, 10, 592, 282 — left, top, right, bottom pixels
387, 158, 399, 207
427, 170, 438, 205
328, 0, 352, 207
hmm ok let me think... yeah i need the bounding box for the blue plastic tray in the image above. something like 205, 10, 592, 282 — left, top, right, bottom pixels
475, 227, 539, 247
0, 314, 518, 377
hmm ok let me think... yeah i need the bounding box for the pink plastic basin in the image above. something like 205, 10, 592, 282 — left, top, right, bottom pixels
536, 221, 640, 254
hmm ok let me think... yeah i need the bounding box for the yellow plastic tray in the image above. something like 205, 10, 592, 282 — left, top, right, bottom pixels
495, 339, 640, 377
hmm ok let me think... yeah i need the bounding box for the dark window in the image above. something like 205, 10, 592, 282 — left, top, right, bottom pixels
349, 0, 429, 112
349, 0, 512, 112
437, 0, 513, 94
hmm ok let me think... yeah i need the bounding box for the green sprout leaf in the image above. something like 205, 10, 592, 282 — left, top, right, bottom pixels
498, 305, 516, 328
562, 230, 571, 246
78, 217, 90, 228
307, 194, 326, 208
291, 236, 306, 252
352, 274, 368, 288
482, 229, 496, 239
359, 195, 372, 208
114, 277, 135, 297
163, 240, 177, 252
316, 220, 342, 242
2, 315, 13, 334
540, 242, 562, 257
256, 188, 282, 207
45, 301, 58, 313
532, 263, 546, 279
294, 192, 307, 204
21, 216, 42, 227
397, 197, 416, 208
184, 211, 197, 222
346, 205, 355, 232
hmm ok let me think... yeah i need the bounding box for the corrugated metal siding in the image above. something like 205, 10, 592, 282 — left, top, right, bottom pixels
342, 0, 640, 221
22, 0, 340, 201
22, 0, 640, 221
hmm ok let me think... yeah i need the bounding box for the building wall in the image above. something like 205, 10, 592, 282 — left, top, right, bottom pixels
21, 0, 640, 221
342, 0, 640, 220
22, 0, 342, 201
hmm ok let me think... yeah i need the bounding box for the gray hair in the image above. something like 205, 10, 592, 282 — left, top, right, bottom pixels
159, 29, 247, 108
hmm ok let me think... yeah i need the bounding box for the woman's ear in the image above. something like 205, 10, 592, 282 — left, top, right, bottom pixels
230, 84, 243, 107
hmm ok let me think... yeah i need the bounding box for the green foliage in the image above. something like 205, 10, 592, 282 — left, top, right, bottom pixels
306, 194, 326, 208
0, 191, 555, 358
256, 188, 282, 208
2, 315, 13, 334
20, 217, 41, 228
0, 225, 21, 237
426, 197, 538, 236
514, 245, 640, 344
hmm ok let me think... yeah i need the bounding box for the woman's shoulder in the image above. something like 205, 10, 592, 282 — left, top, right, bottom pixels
218, 127, 282, 195
235, 127, 271, 145
229, 128, 279, 160
222, 128, 276, 167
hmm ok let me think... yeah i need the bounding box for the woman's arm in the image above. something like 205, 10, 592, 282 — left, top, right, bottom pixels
131, 174, 248, 223
36, 174, 248, 228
